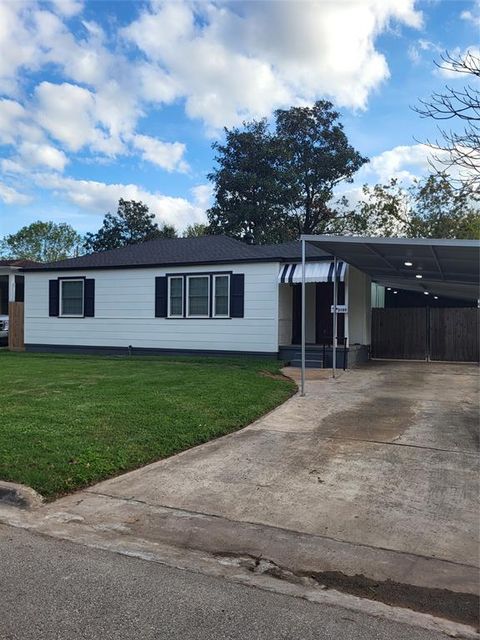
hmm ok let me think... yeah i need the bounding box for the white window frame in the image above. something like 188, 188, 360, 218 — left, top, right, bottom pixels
59, 278, 84, 318
186, 275, 210, 318
213, 274, 230, 318
167, 276, 184, 318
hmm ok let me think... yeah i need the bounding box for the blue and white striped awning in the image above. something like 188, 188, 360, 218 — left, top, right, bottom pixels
278, 261, 347, 284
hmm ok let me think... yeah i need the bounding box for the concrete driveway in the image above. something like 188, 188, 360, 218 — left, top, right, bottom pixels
86, 361, 478, 563
2, 361, 478, 624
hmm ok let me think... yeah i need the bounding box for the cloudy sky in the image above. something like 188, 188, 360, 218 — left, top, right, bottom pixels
0, 0, 478, 237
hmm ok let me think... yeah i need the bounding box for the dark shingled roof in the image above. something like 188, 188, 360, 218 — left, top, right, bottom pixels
0, 259, 41, 268
24, 235, 331, 272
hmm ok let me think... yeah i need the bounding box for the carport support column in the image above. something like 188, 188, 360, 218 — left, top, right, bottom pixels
332, 256, 337, 379
300, 238, 306, 396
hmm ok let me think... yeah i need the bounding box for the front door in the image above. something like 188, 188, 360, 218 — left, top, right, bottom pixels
291, 282, 345, 345
315, 282, 345, 344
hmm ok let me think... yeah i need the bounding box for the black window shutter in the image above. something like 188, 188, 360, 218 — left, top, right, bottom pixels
155, 276, 168, 317
49, 280, 59, 316
230, 274, 245, 318
84, 279, 95, 317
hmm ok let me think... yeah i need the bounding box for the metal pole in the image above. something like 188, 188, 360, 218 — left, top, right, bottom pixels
300, 238, 306, 396
332, 255, 338, 379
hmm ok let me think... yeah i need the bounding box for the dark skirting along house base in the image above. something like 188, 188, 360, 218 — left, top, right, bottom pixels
25, 343, 369, 367
278, 344, 370, 369
24, 344, 279, 359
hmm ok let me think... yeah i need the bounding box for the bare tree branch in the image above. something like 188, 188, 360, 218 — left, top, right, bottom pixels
413, 50, 480, 191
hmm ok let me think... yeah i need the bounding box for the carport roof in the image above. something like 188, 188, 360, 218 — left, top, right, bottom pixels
301, 235, 480, 301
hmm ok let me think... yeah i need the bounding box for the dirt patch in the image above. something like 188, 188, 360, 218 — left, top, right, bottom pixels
309, 570, 479, 628
321, 396, 415, 442
218, 553, 479, 627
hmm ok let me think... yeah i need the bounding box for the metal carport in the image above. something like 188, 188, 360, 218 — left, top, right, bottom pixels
299, 235, 480, 394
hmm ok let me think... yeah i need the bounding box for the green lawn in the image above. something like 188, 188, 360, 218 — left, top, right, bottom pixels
0, 352, 296, 499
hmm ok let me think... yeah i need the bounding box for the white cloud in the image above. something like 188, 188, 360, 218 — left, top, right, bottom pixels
0, 0, 427, 226
407, 38, 442, 64
34, 81, 123, 154
18, 142, 69, 171
191, 184, 213, 210
34, 174, 207, 229
366, 144, 432, 183
348, 142, 470, 190
461, 1, 480, 27
49, 0, 84, 18
131, 135, 188, 172
123, 0, 423, 129
0, 182, 32, 205
0, 99, 27, 145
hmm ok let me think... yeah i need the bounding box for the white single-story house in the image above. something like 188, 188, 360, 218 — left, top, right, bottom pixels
21, 236, 372, 367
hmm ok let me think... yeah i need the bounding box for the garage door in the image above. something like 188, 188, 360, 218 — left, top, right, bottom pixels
372, 308, 480, 362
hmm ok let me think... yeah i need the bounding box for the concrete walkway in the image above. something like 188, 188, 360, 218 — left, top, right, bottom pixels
1, 361, 478, 630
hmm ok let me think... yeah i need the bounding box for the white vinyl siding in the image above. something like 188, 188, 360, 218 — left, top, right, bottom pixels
60, 279, 84, 317
24, 262, 280, 353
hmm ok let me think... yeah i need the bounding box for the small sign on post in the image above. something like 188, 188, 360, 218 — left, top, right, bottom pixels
331, 304, 348, 314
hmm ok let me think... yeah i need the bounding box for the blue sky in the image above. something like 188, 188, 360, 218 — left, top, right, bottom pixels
0, 0, 478, 238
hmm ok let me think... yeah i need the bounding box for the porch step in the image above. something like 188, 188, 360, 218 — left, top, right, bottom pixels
289, 358, 324, 369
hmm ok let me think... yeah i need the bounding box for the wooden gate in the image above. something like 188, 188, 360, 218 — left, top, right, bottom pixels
371, 308, 428, 360
430, 308, 479, 362
8, 302, 24, 351
372, 307, 480, 362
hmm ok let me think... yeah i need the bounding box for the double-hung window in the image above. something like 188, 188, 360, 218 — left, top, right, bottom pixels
167, 273, 231, 318
213, 274, 229, 317
186, 275, 210, 317
168, 276, 184, 317
60, 279, 84, 317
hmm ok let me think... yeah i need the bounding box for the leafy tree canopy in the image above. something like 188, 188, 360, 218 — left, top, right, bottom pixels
334, 175, 480, 239
0, 221, 82, 263
84, 199, 177, 253
183, 223, 210, 237
207, 101, 368, 244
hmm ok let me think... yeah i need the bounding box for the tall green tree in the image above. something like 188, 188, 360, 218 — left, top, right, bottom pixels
408, 174, 480, 239
207, 120, 292, 244
183, 223, 210, 238
275, 101, 368, 235
84, 199, 177, 253
0, 221, 82, 262
336, 175, 480, 239
207, 101, 368, 243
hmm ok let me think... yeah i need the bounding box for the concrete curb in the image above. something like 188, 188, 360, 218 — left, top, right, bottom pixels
0, 481, 43, 509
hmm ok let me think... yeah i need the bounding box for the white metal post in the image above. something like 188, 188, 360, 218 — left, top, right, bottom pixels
300, 238, 306, 396
332, 255, 338, 379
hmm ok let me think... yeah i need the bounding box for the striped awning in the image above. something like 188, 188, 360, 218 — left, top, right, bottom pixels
278, 261, 347, 284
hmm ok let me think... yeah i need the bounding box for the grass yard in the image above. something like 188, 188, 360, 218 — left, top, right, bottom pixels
0, 352, 296, 499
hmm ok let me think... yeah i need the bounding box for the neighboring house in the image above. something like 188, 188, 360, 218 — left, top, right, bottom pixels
22, 236, 372, 366
0, 259, 37, 345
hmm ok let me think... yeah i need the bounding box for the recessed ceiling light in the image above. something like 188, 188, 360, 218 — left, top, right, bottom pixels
404, 261, 413, 267
416, 274, 423, 279
424, 292, 429, 295
393, 290, 398, 294
434, 296, 438, 300
387, 287, 391, 290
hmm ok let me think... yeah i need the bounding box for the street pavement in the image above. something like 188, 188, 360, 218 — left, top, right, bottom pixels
0, 524, 453, 640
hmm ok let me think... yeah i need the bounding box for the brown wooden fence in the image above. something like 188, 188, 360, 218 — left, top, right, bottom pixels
8, 302, 24, 351
372, 307, 480, 363
371, 308, 428, 360
430, 308, 479, 362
